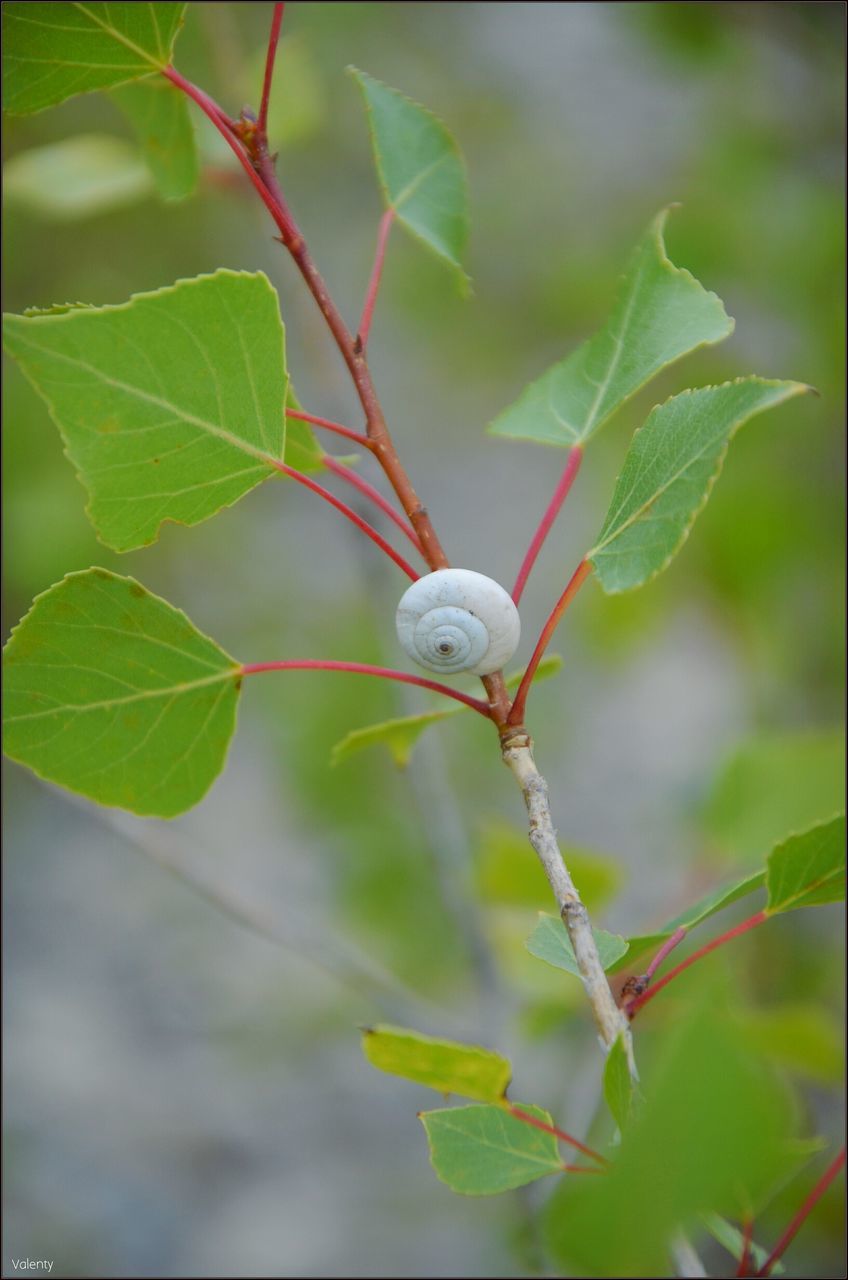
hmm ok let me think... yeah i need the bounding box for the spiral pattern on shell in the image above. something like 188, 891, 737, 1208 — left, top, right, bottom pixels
396, 569, 521, 676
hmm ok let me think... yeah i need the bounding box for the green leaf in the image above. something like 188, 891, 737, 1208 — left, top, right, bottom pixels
703, 731, 846, 866
111, 78, 198, 202
765, 815, 845, 915
489, 207, 733, 448
661, 869, 766, 931
589, 378, 809, 593
701, 1213, 784, 1276
603, 1033, 637, 1132
2, 2, 187, 116
349, 67, 469, 283
361, 1025, 511, 1103
3, 134, 153, 219
526, 914, 629, 976
544, 992, 793, 1275
420, 1103, 562, 1195
2, 569, 241, 817
330, 654, 563, 768
3, 270, 287, 551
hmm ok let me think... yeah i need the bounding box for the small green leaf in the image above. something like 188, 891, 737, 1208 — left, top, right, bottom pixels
2, 569, 241, 817
420, 1102, 562, 1195
4, 134, 153, 219
603, 1033, 637, 1132
765, 815, 845, 915
661, 869, 766, 931
589, 378, 810, 593
489, 207, 733, 448
701, 1213, 784, 1276
350, 67, 469, 283
111, 78, 198, 201
330, 655, 563, 768
362, 1025, 511, 1103
2, 2, 187, 116
3, 270, 287, 551
526, 914, 628, 976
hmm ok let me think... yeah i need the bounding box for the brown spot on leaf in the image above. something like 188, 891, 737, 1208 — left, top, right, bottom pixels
128, 583, 145, 598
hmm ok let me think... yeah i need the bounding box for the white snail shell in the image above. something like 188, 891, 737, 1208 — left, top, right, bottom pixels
396, 569, 520, 676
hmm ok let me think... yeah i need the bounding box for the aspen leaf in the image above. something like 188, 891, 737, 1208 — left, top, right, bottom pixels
3, 270, 288, 551
350, 67, 469, 284
420, 1103, 562, 1195
588, 378, 810, 593
765, 815, 845, 915
2, 2, 187, 116
362, 1025, 511, 1103
526, 915, 629, 976
111, 78, 198, 201
489, 207, 733, 447
3, 569, 241, 818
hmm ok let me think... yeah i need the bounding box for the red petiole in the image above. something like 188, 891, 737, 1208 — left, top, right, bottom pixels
286, 408, 371, 448
272, 461, 420, 581
756, 1148, 845, 1276
507, 1103, 608, 1167
257, 3, 285, 139
626, 911, 768, 1019
322, 457, 426, 555
508, 558, 593, 725
240, 660, 492, 716
358, 207, 396, 350
512, 445, 583, 605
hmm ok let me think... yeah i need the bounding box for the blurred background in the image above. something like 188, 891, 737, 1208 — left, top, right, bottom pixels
2, 2, 845, 1276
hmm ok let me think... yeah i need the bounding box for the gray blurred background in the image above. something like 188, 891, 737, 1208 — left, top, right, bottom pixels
3, 3, 844, 1276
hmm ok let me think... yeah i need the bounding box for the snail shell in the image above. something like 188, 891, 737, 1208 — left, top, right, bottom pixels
396, 568, 520, 676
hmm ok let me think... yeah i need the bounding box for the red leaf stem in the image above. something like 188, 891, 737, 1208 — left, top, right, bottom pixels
258, 3, 285, 137
358, 207, 396, 350
323, 457, 425, 554
507, 1104, 608, 1166
508, 558, 592, 725
240, 660, 492, 716
286, 408, 371, 448
626, 911, 768, 1019
757, 1148, 845, 1276
272, 461, 420, 581
512, 445, 583, 605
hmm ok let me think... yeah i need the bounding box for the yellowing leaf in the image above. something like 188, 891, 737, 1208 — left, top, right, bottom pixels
362, 1025, 511, 1103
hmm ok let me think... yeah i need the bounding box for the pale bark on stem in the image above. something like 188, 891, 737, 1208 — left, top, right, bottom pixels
671, 1232, 709, 1278
500, 729, 635, 1074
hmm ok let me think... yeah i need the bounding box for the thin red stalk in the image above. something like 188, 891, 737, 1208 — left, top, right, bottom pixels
508, 558, 593, 726
358, 207, 396, 350
512, 445, 583, 605
323, 456, 425, 555
644, 926, 688, 982
507, 1104, 608, 1167
258, 2, 285, 137
241, 660, 492, 716
757, 1148, 845, 1277
162, 66, 300, 247
272, 461, 419, 581
736, 1218, 754, 1277
286, 408, 370, 448
627, 910, 768, 1019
